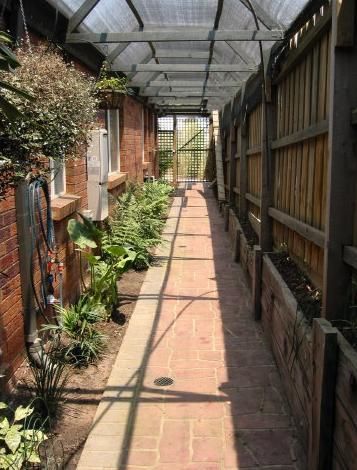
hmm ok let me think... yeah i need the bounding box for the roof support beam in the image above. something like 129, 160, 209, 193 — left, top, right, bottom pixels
112, 64, 256, 73
143, 91, 234, 97
107, 43, 131, 64
68, 0, 100, 32
225, 41, 255, 65
66, 29, 284, 43
129, 80, 241, 87
239, 0, 281, 30
201, 0, 224, 106
154, 50, 211, 59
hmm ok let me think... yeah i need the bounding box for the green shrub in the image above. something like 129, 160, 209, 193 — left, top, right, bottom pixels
28, 342, 70, 423
107, 181, 172, 269
45, 297, 106, 366
67, 214, 136, 316
0, 402, 47, 469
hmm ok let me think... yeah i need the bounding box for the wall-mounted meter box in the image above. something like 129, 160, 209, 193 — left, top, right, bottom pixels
87, 129, 109, 221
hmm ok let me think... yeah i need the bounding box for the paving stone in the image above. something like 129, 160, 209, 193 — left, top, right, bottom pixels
77, 184, 305, 470
159, 421, 190, 463
192, 437, 223, 462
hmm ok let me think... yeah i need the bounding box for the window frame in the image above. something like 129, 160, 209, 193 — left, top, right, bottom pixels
50, 158, 66, 200
107, 109, 120, 174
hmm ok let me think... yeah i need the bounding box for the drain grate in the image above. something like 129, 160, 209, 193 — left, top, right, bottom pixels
154, 376, 174, 387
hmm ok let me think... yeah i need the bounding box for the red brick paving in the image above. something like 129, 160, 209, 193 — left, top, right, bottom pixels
77, 183, 305, 469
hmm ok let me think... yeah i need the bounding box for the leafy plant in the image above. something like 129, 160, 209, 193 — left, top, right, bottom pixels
0, 402, 47, 469
107, 181, 172, 269
28, 342, 70, 423
67, 213, 137, 315
67, 213, 103, 250
86, 245, 136, 316
0, 31, 34, 121
0, 43, 98, 197
45, 297, 107, 366
95, 62, 128, 94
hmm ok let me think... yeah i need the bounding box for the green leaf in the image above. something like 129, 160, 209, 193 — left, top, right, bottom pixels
67, 219, 97, 249
0, 44, 20, 69
104, 245, 127, 258
0, 419, 9, 435
0, 93, 22, 121
0, 81, 34, 100
27, 451, 41, 464
4, 427, 21, 453
82, 252, 101, 266
0, 404, 7, 411
13, 406, 33, 423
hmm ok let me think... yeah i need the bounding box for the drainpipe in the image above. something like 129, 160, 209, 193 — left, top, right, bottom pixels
15, 181, 42, 364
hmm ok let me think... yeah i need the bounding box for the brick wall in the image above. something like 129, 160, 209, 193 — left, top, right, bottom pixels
119, 97, 158, 181
0, 189, 23, 389
0, 58, 158, 392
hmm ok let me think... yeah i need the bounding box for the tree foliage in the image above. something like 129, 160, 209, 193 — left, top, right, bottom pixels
0, 44, 98, 197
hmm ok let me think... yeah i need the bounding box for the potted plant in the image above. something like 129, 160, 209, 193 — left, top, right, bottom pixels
95, 62, 128, 109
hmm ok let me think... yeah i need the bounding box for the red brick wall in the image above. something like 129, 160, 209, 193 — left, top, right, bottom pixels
0, 54, 158, 390
143, 109, 158, 177
0, 189, 23, 389
119, 97, 143, 182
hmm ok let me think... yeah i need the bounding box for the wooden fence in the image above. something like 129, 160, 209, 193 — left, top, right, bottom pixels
216, 0, 357, 468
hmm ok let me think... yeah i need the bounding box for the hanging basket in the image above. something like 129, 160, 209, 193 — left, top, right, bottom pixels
97, 90, 125, 109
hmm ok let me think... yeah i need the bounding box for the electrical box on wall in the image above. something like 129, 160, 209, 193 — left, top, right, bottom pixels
87, 129, 109, 221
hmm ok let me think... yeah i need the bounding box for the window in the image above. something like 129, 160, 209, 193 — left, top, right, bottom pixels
107, 109, 120, 173
50, 159, 66, 199
142, 107, 145, 162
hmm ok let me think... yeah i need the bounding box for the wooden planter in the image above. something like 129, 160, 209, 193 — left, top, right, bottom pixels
261, 255, 313, 449
227, 208, 254, 283
225, 206, 357, 467
97, 90, 125, 109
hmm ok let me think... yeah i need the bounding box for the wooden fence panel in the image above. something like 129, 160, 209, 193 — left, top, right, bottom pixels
246, 104, 262, 234
272, 28, 331, 286
234, 124, 241, 210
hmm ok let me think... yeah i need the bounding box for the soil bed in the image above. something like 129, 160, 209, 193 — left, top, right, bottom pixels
12, 268, 147, 469
269, 252, 321, 325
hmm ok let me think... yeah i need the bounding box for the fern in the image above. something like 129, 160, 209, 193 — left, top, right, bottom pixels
106, 181, 172, 269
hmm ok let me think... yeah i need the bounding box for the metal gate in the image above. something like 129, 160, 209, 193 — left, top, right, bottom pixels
158, 115, 210, 182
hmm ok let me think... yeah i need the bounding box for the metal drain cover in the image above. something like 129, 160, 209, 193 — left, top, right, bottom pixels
154, 376, 174, 387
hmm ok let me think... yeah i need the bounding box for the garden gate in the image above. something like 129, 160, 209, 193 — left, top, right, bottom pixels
158, 115, 210, 182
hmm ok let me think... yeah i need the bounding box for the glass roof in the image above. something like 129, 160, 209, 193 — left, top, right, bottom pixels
47, 0, 311, 112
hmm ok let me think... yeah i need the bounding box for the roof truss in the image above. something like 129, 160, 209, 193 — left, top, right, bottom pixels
65, 0, 286, 110
66, 29, 284, 44
113, 63, 256, 73
129, 80, 241, 87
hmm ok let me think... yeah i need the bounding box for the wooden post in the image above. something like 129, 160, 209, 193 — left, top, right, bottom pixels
322, 0, 357, 320
239, 87, 248, 220
224, 204, 229, 232
229, 121, 237, 207
233, 229, 241, 262
260, 55, 276, 253
252, 246, 262, 320
212, 110, 226, 202
308, 318, 338, 470
172, 114, 178, 184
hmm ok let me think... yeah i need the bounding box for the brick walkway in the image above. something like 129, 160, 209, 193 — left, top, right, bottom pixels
77, 183, 305, 470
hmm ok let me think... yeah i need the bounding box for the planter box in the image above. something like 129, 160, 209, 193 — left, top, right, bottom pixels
261, 255, 313, 449
333, 332, 357, 469
97, 90, 125, 109
228, 209, 254, 283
